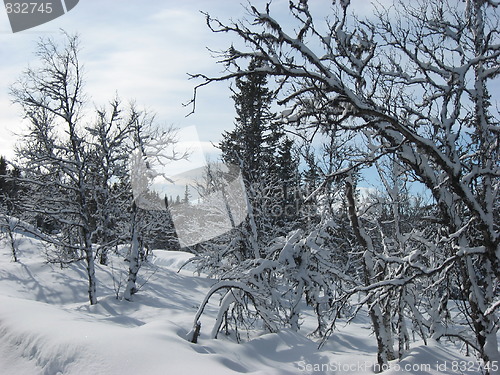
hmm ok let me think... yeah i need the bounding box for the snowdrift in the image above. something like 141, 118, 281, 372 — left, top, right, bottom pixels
0, 233, 490, 374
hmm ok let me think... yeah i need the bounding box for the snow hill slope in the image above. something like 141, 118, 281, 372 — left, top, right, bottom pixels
0, 233, 490, 375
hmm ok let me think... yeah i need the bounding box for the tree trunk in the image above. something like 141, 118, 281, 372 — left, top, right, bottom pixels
124, 203, 140, 301
7, 218, 18, 263
83, 229, 97, 305
345, 177, 395, 368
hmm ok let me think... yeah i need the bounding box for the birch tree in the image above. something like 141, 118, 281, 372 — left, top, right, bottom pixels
86, 98, 132, 266
123, 108, 185, 301
11, 32, 98, 305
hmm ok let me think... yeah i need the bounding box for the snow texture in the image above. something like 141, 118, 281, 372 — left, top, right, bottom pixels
0, 232, 494, 375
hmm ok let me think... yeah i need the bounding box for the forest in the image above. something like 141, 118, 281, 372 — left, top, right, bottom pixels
0, 0, 499, 373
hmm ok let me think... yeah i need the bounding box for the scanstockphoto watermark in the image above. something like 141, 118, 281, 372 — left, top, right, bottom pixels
297, 360, 374, 373
129, 126, 330, 247
130, 126, 249, 248
248, 182, 319, 219
297, 360, 499, 374
3, 0, 79, 33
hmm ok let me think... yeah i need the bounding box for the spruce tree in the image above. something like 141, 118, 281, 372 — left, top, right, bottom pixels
218, 58, 300, 258
219, 58, 276, 182
0, 157, 7, 203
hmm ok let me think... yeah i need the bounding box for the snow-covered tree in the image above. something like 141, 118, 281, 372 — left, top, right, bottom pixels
123, 108, 185, 301
11, 32, 99, 305
218, 57, 301, 259
84, 98, 136, 266
0, 156, 22, 262
189, 0, 499, 368
9, 32, 186, 307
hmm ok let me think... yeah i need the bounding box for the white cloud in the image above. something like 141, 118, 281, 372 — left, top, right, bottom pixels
0, 0, 411, 162
0, 1, 240, 159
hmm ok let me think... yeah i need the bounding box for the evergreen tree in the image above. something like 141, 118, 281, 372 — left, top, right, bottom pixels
0, 156, 7, 198
183, 185, 190, 204
217, 58, 301, 260
271, 136, 301, 228
0, 157, 20, 209
219, 58, 275, 259
219, 58, 277, 181
0, 156, 23, 262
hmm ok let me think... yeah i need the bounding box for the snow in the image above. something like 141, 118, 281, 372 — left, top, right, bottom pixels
0, 233, 493, 375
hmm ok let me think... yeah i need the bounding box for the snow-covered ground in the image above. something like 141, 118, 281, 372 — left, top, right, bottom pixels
0, 233, 490, 374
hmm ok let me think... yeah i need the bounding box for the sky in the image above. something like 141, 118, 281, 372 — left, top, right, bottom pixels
0, 0, 496, 199
0, 0, 390, 201
0, 0, 254, 161
0, 0, 388, 163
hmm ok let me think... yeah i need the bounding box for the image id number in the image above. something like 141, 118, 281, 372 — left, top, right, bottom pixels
5, 2, 53, 14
